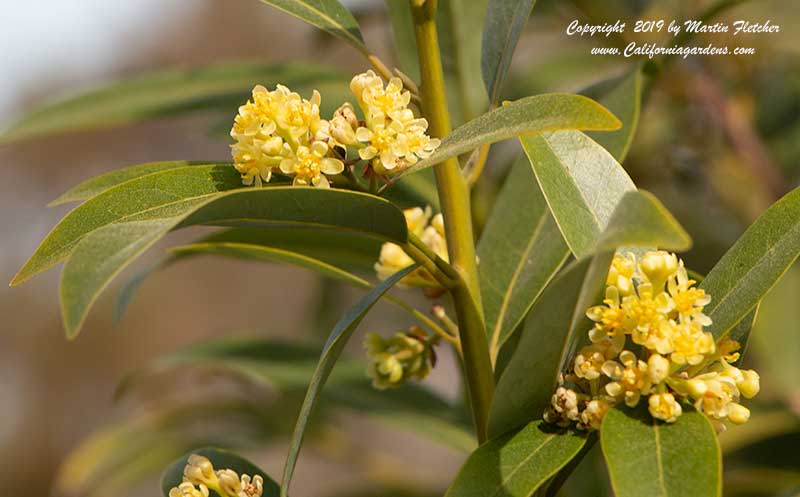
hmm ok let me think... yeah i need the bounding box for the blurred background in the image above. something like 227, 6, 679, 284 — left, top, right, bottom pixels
0, 0, 798, 496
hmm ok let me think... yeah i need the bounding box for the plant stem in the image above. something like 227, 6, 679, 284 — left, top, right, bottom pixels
410, 0, 494, 443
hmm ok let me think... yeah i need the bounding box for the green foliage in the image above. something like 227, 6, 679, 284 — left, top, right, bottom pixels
391, 93, 622, 180
26, 181, 407, 338
1, 63, 347, 142
700, 186, 800, 344
520, 131, 636, 257
489, 190, 691, 438
481, 0, 537, 104
118, 337, 474, 451
280, 265, 417, 497
255, 0, 365, 49
446, 421, 587, 497
478, 157, 568, 356
583, 66, 644, 162
601, 406, 721, 497
161, 448, 280, 497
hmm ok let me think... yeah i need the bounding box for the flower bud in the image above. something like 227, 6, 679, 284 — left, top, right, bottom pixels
184, 455, 219, 491
639, 251, 678, 290
241, 474, 264, 497
686, 378, 708, 397
216, 469, 242, 497
727, 402, 751, 424
738, 369, 760, 399
647, 354, 670, 384
364, 330, 433, 389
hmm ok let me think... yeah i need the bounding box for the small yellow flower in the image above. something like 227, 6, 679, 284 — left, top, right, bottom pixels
240, 474, 264, 497
603, 350, 651, 407
364, 330, 432, 389
574, 344, 608, 380
648, 392, 682, 423
550, 386, 581, 421
279, 141, 344, 188
625, 283, 672, 350
669, 320, 715, 366
404, 206, 432, 237
579, 398, 612, 430
273, 85, 323, 144
690, 373, 738, 420
667, 264, 711, 324
587, 285, 629, 340
607, 252, 637, 295
421, 213, 448, 261
169, 482, 209, 497
738, 369, 760, 399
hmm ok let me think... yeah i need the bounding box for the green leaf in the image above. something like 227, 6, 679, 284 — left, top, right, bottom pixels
481, 0, 537, 104
478, 157, 569, 357
49, 161, 207, 206
118, 337, 475, 452
601, 405, 721, 497
12, 165, 242, 285
520, 131, 636, 257
255, 0, 365, 50
161, 448, 280, 497
57, 187, 407, 338
180, 226, 382, 273
583, 66, 644, 162
2, 62, 347, 142
700, 186, 800, 341
391, 93, 621, 180
446, 420, 587, 497
172, 243, 372, 288
280, 264, 417, 497
112, 226, 381, 323
488, 191, 690, 437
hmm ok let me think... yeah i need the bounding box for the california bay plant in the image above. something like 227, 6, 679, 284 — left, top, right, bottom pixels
6, 1, 800, 496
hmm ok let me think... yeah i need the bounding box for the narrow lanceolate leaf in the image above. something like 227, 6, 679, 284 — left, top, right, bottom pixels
161, 448, 280, 497
478, 158, 569, 358
49, 161, 207, 206
112, 226, 382, 323
256, 0, 365, 50
390, 93, 621, 180
481, 0, 537, 104
446, 421, 586, 497
583, 66, 644, 162
601, 406, 721, 497
1, 62, 347, 142
280, 265, 417, 497
11, 165, 242, 285
520, 131, 636, 258
59, 188, 407, 338
700, 186, 800, 341
118, 337, 474, 452
489, 191, 690, 437
173, 243, 373, 288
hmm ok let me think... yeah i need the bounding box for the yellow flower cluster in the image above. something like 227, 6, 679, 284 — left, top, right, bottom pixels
544, 251, 760, 431
374, 206, 448, 288
364, 326, 435, 389
170, 454, 264, 497
230, 71, 439, 187
350, 71, 440, 174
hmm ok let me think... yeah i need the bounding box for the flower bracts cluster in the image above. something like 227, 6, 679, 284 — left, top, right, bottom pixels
544, 251, 760, 431
230, 71, 439, 187
169, 454, 264, 497
364, 326, 436, 389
